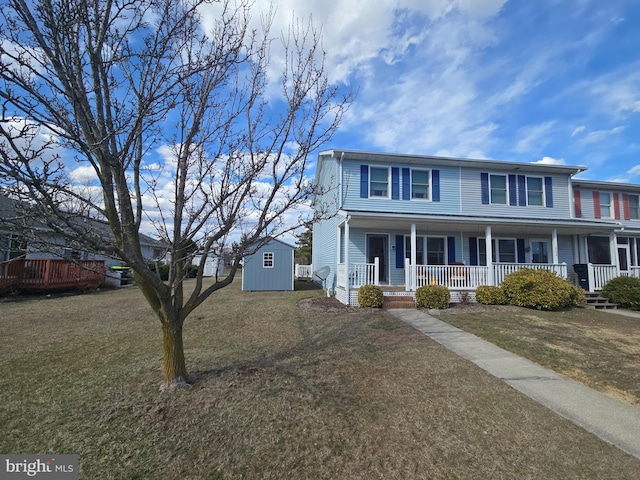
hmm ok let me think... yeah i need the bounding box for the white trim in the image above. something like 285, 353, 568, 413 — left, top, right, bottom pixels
263, 252, 274, 268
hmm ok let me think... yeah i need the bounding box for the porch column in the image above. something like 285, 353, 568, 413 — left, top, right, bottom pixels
610, 232, 619, 271
552, 229, 559, 264
411, 223, 417, 291
486, 225, 494, 286
344, 217, 350, 305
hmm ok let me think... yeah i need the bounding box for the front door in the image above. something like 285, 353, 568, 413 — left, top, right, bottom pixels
618, 245, 630, 275
367, 235, 388, 283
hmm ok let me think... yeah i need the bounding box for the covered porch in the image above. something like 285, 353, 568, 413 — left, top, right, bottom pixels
334, 212, 622, 305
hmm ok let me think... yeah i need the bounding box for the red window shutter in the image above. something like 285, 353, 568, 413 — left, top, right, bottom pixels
614, 193, 621, 220
623, 194, 631, 220
574, 189, 582, 218
593, 191, 601, 219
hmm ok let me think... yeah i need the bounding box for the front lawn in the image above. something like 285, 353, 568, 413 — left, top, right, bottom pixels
2, 280, 639, 479
439, 304, 640, 406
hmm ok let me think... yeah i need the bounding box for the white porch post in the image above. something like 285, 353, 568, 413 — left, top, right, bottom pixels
344, 217, 350, 305
374, 257, 380, 285
486, 225, 494, 286
572, 235, 580, 266
610, 232, 619, 272
552, 229, 559, 265
411, 223, 417, 291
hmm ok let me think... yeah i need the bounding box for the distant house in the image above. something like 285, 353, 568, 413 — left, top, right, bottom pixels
242, 237, 295, 291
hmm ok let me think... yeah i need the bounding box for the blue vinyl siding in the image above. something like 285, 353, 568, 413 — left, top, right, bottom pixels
342, 160, 460, 214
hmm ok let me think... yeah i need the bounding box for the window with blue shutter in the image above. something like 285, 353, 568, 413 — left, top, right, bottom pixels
481, 173, 490, 204
517, 238, 526, 263
432, 170, 440, 202
469, 237, 478, 265
391, 167, 400, 200
360, 165, 368, 198
447, 237, 456, 263
395, 235, 405, 268
402, 168, 410, 200
509, 175, 517, 206
544, 176, 553, 207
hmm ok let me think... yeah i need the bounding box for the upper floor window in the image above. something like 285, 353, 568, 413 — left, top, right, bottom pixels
370, 167, 389, 198
263, 252, 274, 268
599, 192, 612, 218
527, 177, 544, 206
629, 195, 639, 220
411, 169, 430, 200
490, 175, 507, 204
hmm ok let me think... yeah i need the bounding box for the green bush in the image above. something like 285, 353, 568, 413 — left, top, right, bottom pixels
415, 285, 450, 309
602, 276, 640, 310
501, 268, 584, 311
358, 284, 384, 308
475, 285, 507, 305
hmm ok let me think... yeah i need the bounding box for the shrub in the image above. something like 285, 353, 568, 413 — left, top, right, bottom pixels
602, 276, 640, 310
501, 268, 583, 311
475, 285, 507, 305
415, 285, 450, 309
358, 284, 384, 308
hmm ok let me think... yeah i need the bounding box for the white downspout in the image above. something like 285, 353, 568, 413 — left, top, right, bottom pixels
344, 216, 351, 305
411, 223, 417, 291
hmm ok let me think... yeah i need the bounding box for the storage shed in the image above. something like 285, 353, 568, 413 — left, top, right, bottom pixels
241, 237, 295, 291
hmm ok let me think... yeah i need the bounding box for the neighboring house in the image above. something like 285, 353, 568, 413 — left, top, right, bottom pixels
0, 193, 169, 291
312, 149, 634, 305
242, 237, 295, 291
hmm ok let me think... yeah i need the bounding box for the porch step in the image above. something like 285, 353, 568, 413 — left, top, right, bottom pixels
585, 292, 618, 310
382, 296, 416, 309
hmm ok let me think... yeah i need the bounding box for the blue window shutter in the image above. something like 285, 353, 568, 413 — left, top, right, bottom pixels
447, 237, 456, 264
402, 168, 410, 200
508, 175, 517, 206
395, 235, 405, 268
545, 176, 553, 207
518, 175, 526, 206
432, 169, 440, 202
391, 167, 400, 200
517, 238, 526, 263
481, 173, 489, 204
360, 165, 369, 198
469, 237, 478, 265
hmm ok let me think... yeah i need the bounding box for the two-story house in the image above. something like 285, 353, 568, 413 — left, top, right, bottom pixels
312, 149, 630, 305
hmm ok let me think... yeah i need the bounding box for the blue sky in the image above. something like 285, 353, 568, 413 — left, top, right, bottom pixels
246, 0, 640, 183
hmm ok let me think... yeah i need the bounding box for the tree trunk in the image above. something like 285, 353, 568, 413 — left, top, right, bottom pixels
160, 318, 190, 391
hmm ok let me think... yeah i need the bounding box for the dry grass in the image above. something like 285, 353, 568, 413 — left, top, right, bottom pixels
1, 280, 640, 479
440, 304, 640, 407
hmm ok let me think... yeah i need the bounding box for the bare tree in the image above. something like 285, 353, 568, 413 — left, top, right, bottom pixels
0, 0, 350, 389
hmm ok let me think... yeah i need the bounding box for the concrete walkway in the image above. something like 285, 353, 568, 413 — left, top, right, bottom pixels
388, 309, 640, 460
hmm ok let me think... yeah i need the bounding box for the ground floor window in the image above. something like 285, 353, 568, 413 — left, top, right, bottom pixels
477, 238, 517, 264
587, 236, 611, 264
263, 252, 274, 268
531, 240, 549, 263
405, 236, 446, 265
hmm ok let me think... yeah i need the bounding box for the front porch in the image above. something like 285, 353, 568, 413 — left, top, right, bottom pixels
335, 260, 633, 306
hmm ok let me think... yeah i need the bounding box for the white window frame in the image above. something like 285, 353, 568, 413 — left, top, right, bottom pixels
263, 252, 274, 268
478, 237, 517, 264
600, 192, 612, 218
530, 239, 549, 264
405, 235, 447, 265
526, 176, 545, 206
411, 169, 431, 201
490, 174, 507, 205
369, 166, 390, 199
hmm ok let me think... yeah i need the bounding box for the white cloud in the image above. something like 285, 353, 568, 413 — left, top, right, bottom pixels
571, 126, 586, 137
533, 156, 565, 165
69, 165, 99, 184
513, 122, 557, 154
627, 165, 640, 176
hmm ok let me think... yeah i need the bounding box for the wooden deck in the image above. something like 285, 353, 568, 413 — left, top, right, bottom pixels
0, 258, 106, 293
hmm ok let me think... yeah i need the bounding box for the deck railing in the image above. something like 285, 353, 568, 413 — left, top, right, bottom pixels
493, 263, 567, 286
587, 264, 617, 291
0, 258, 106, 292
295, 264, 313, 278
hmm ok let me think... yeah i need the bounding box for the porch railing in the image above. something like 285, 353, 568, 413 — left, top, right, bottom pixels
410, 262, 568, 290
587, 264, 617, 291
295, 264, 313, 278
337, 258, 379, 288
494, 263, 568, 286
